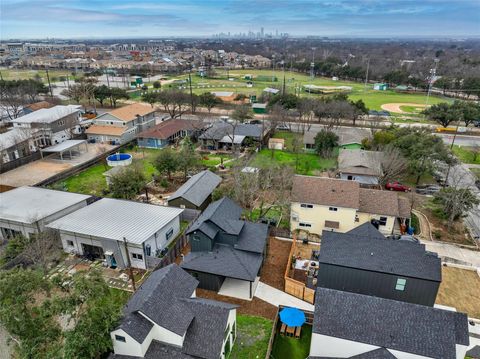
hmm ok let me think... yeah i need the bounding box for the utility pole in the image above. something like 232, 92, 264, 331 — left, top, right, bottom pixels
310, 47, 316, 79
443, 121, 461, 187
123, 237, 137, 291
45, 68, 53, 97
188, 66, 194, 113
105, 67, 110, 87
282, 60, 286, 95
364, 58, 370, 91
425, 58, 439, 106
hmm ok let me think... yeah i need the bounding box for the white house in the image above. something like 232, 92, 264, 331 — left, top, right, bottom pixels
0, 186, 90, 241
337, 149, 383, 185
110, 264, 237, 359
85, 103, 156, 144
46, 198, 183, 269
310, 287, 469, 359
12, 105, 82, 146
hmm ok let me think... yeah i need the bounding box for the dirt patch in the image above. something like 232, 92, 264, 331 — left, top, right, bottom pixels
414, 195, 475, 245
436, 266, 480, 318
260, 238, 291, 290
196, 288, 277, 320
381, 102, 428, 114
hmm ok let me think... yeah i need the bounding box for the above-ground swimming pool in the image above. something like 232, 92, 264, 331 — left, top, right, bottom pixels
107, 153, 133, 167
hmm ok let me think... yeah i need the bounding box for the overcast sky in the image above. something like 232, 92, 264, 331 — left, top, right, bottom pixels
1, 0, 479, 39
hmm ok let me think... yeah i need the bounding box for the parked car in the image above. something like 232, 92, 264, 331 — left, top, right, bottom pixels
473, 120, 480, 128
415, 184, 441, 195
385, 181, 411, 192
475, 180, 480, 190
277, 123, 290, 131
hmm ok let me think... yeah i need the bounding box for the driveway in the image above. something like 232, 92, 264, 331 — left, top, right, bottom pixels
255, 281, 314, 311
422, 240, 480, 268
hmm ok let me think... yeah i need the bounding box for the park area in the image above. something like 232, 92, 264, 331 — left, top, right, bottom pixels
452, 145, 480, 165
153, 68, 449, 112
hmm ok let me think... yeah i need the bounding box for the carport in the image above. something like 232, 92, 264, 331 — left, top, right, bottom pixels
41, 140, 88, 160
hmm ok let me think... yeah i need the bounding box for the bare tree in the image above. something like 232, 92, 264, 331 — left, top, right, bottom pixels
297, 98, 317, 134
378, 146, 408, 186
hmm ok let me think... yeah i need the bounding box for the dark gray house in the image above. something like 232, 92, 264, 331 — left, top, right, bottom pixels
110, 264, 237, 359
181, 197, 268, 300
316, 223, 442, 306
309, 287, 469, 358
168, 170, 222, 211
199, 121, 267, 150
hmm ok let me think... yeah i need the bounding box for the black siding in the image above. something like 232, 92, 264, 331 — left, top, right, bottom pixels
217, 233, 238, 246
186, 270, 225, 291
168, 195, 212, 211
317, 264, 440, 306
189, 231, 213, 252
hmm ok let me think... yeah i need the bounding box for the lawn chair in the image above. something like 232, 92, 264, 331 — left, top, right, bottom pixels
280, 323, 286, 335
295, 326, 301, 339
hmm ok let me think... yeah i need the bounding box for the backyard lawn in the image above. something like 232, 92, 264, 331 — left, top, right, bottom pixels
271, 324, 312, 359
436, 266, 480, 318
251, 148, 337, 175
200, 153, 233, 167
229, 315, 273, 359
452, 145, 480, 165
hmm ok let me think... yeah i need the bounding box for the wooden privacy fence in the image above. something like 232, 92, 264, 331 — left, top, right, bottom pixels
284, 235, 316, 304
152, 234, 189, 269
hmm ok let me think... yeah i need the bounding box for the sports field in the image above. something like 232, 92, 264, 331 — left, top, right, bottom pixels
159, 69, 449, 111
0, 67, 74, 82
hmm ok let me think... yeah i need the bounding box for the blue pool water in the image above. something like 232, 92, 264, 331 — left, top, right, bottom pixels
107, 153, 132, 161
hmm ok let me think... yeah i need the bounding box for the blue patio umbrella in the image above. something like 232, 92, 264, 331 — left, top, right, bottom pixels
279, 307, 306, 327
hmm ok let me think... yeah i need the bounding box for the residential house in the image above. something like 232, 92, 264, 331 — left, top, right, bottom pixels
309, 287, 469, 358
86, 103, 156, 145
290, 176, 411, 235
168, 170, 222, 211
0, 128, 35, 166
268, 138, 285, 150
181, 197, 268, 300
22, 101, 54, 114
110, 264, 237, 359
12, 105, 82, 146
0, 186, 90, 241
317, 223, 441, 306
304, 127, 371, 151
47, 198, 183, 270
337, 149, 383, 185
199, 121, 266, 150
137, 118, 205, 149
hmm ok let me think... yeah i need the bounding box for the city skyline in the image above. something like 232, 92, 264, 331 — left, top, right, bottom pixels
1, 0, 480, 40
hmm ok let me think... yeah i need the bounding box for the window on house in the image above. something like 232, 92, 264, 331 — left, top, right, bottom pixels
224, 324, 230, 341
395, 278, 407, 291
379, 217, 388, 226
66, 240, 74, 247
132, 253, 143, 261
329, 207, 338, 212
166, 228, 174, 241
193, 235, 200, 242
300, 203, 313, 208
299, 223, 312, 228
115, 335, 126, 343
347, 175, 353, 180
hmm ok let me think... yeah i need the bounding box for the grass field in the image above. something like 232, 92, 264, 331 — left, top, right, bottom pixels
452, 145, 480, 164
229, 315, 273, 359
0, 67, 76, 81
158, 69, 449, 111
251, 149, 337, 175
436, 266, 480, 318
271, 324, 312, 359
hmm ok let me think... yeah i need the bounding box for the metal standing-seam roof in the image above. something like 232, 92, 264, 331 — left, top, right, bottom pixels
168, 170, 222, 207
47, 198, 183, 244
0, 187, 90, 224
12, 105, 81, 124
313, 287, 469, 359
319, 230, 442, 282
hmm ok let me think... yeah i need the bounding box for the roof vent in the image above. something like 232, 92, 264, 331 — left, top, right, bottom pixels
370, 252, 374, 256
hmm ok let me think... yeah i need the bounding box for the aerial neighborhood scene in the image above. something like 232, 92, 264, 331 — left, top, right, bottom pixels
2, 0, 480, 358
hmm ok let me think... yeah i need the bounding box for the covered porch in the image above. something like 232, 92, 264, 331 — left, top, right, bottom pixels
218, 276, 260, 301
40, 139, 88, 160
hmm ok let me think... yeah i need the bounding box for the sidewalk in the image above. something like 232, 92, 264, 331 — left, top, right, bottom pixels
255, 281, 314, 311
422, 240, 480, 268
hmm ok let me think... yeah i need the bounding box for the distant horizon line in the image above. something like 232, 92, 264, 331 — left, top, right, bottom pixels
3, 35, 480, 42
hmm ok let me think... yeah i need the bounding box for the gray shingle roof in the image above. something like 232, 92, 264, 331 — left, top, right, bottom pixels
349, 348, 397, 358
319, 230, 441, 281
313, 288, 469, 358
181, 243, 263, 281
111, 340, 195, 359
346, 222, 386, 240
466, 346, 480, 359
338, 149, 383, 177
187, 197, 244, 237
117, 312, 153, 343
235, 221, 269, 254
199, 122, 263, 141
181, 298, 236, 358
168, 170, 222, 207
121, 264, 198, 337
